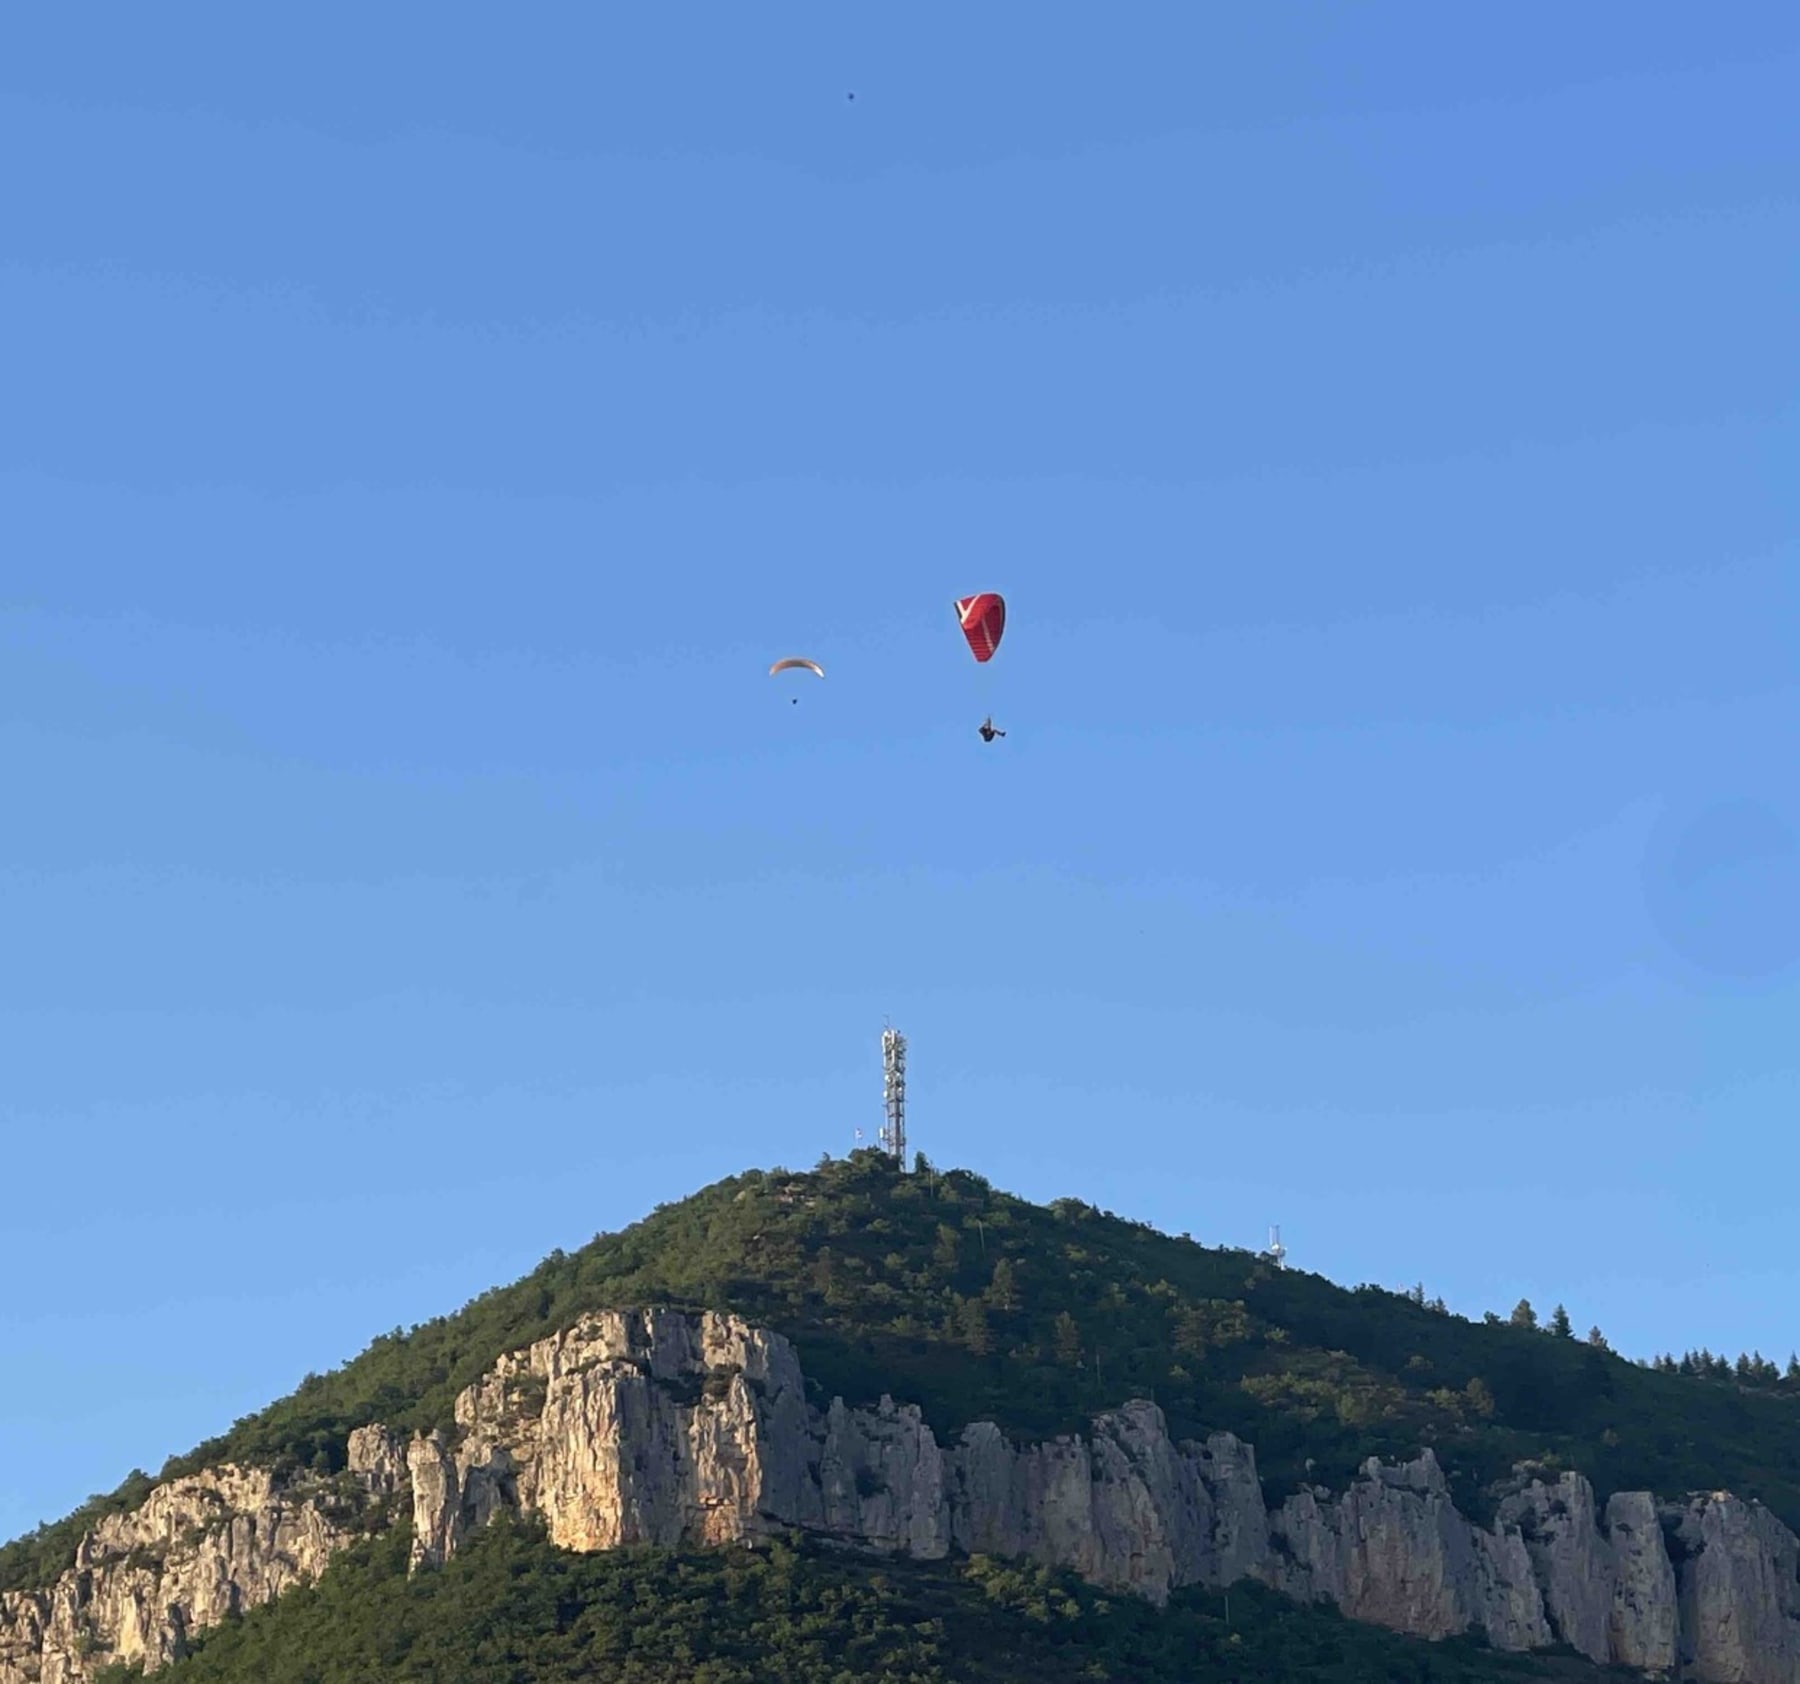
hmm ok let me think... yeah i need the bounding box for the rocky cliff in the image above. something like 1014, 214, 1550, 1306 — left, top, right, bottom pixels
0, 1429, 403, 1684
6, 1309, 1800, 1682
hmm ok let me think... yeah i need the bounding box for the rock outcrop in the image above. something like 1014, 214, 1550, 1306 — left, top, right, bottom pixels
1668, 1493, 1800, 1680
7, 1309, 1800, 1682
372, 1310, 1800, 1681
400, 1310, 1268, 1606
1607, 1491, 1682, 1670
0, 1427, 402, 1684
1265, 1451, 1552, 1652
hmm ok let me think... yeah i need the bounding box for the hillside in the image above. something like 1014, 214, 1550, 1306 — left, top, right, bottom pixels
8, 1148, 1800, 1601
89, 1513, 1605, 1684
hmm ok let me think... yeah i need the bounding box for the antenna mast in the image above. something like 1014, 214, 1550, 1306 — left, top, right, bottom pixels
1266, 1225, 1287, 1269
880, 1027, 908, 1167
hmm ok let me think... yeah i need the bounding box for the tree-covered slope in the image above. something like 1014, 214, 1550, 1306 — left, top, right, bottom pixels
93, 1516, 1608, 1684
9, 1150, 1800, 1595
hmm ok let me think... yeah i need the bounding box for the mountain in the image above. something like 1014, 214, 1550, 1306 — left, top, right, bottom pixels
5, 1150, 1800, 1682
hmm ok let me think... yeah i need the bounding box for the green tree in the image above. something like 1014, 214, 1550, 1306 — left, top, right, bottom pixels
1586, 1326, 1609, 1351
1173, 1307, 1210, 1361
957, 1298, 994, 1357
1053, 1311, 1082, 1368
1174, 1300, 1251, 1358
1509, 1299, 1538, 1331
985, 1256, 1020, 1313
1549, 1305, 1572, 1339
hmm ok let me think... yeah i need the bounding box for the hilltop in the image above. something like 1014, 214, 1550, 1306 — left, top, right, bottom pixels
9, 1147, 1800, 1601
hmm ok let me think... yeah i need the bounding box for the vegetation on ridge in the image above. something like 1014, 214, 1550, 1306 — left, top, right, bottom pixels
9, 1149, 1800, 1598
92, 1513, 1604, 1684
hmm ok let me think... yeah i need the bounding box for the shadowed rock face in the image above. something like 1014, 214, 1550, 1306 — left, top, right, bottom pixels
6, 1310, 1799, 1682
1667, 1494, 1800, 1680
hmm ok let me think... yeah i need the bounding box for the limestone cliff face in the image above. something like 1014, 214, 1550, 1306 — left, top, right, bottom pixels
8, 1310, 1800, 1683
400, 1311, 1800, 1678
1265, 1452, 1551, 1652
401, 1310, 1267, 1606
1668, 1493, 1800, 1680
0, 1427, 406, 1684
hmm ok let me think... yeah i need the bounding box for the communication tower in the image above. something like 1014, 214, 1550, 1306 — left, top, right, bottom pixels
880, 1027, 908, 1167
1266, 1225, 1287, 1270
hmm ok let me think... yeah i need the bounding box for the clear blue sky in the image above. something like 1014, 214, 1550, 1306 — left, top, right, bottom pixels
3, 6, 1796, 1545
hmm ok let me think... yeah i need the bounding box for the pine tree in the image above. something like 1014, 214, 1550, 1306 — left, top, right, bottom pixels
1053, 1310, 1083, 1368
1586, 1326, 1609, 1350
1509, 1299, 1538, 1331
985, 1256, 1020, 1313
1549, 1304, 1573, 1339
956, 1297, 993, 1357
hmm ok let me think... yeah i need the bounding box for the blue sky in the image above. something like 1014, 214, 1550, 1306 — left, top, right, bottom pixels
3, 5, 1797, 1544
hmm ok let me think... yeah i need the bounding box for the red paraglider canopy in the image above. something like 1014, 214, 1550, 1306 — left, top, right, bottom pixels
955, 593, 1006, 662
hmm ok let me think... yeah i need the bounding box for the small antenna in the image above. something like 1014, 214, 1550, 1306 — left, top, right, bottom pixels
880, 1027, 908, 1168
1266, 1225, 1287, 1269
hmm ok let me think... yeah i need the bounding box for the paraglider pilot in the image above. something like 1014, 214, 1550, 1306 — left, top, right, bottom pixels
978, 717, 1006, 742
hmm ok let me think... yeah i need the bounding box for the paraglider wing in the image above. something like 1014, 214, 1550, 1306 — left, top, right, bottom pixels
769, 657, 826, 679
954, 593, 1006, 662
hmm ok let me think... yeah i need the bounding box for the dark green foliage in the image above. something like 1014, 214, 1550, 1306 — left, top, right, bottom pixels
956, 1296, 994, 1356
1649, 1346, 1792, 1387
90, 1514, 1606, 1684
12, 1150, 1800, 1598
987, 1256, 1020, 1313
